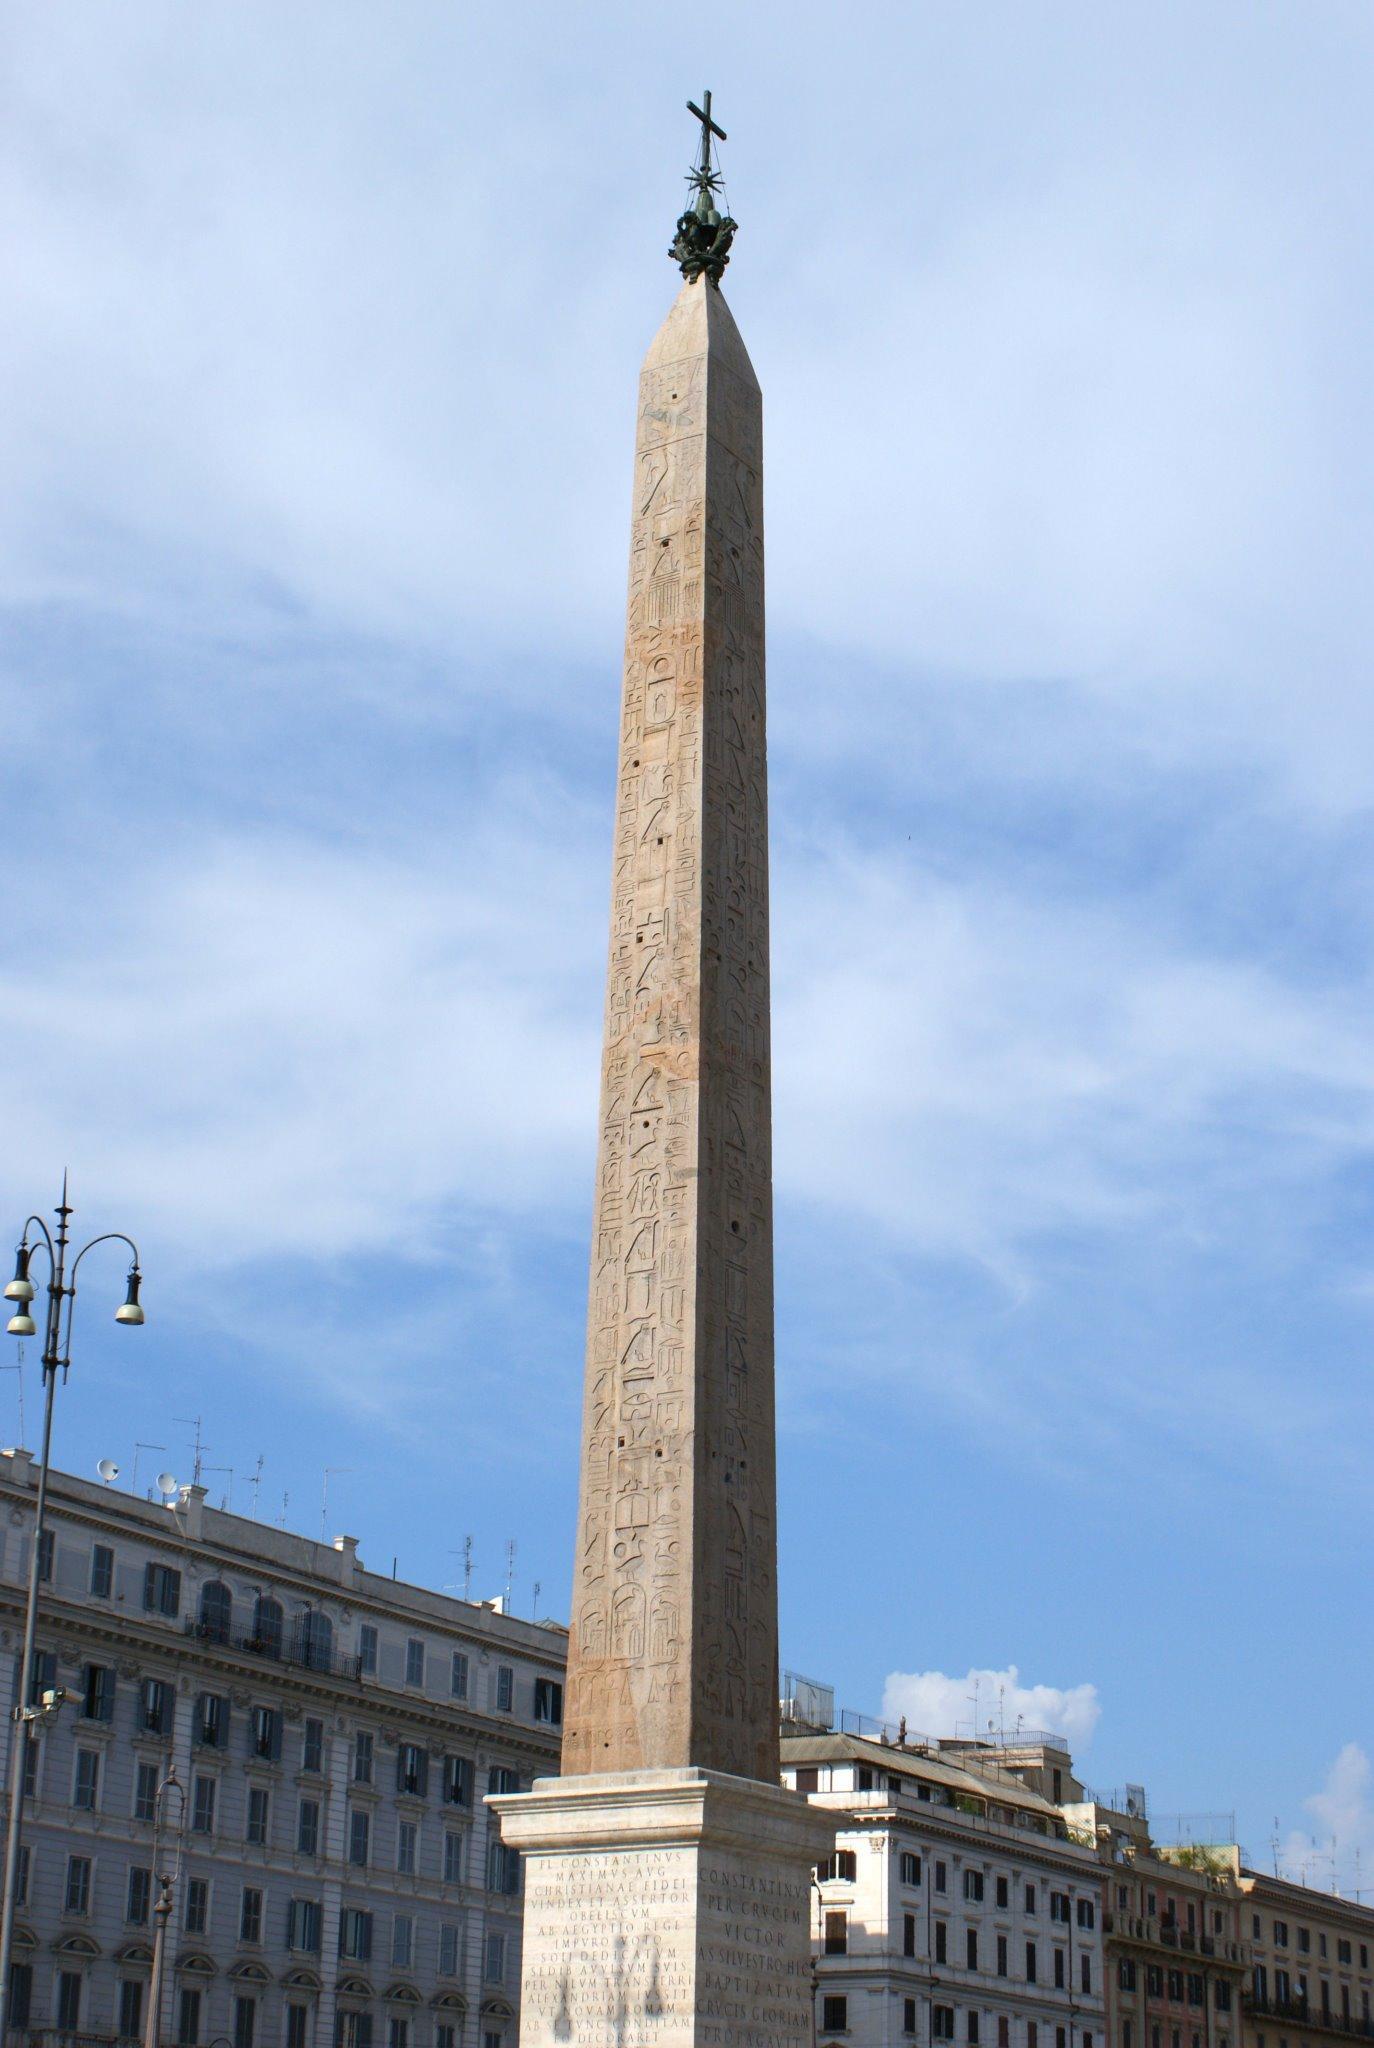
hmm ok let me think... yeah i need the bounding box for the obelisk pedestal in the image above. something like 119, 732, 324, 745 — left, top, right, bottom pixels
497, 109, 833, 2046
491, 1770, 834, 2048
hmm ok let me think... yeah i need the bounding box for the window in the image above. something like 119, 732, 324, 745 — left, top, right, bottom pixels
192, 1774, 217, 1834
487, 1841, 520, 1895
143, 1561, 181, 1616
234, 1997, 257, 2048
905, 2000, 918, 2036
119, 1977, 144, 2040
820, 1849, 857, 1884
1051, 1892, 1071, 1925
83, 1661, 115, 1721
485, 1932, 508, 1982
1149, 1968, 1165, 1998
8, 1963, 31, 2030
451, 1650, 469, 1698
287, 1897, 323, 1952
240, 1886, 263, 1942
437, 2028, 455, 2048
1083, 1955, 1093, 1993
397, 1743, 428, 1797
246, 1786, 269, 1844
295, 1609, 333, 1671
440, 1924, 462, 1975
252, 1596, 283, 1658
388, 2022, 409, 2048
1025, 1884, 1037, 1915
1339, 1940, 1353, 1967
444, 1755, 473, 1806
934, 2008, 956, 2042
1298, 1929, 1311, 1954
349, 1809, 370, 1866
968, 2016, 980, 2046
65, 1853, 92, 1915
297, 1798, 320, 1856
57, 1971, 82, 2029
199, 1580, 232, 1641
905, 1914, 918, 1958
999, 2024, 1010, 2048
135, 1760, 159, 1822
496, 1664, 514, 1713
392, 1913, 415, 1968
14, 1846, 27, 1906
185, 1878, 209, 1935
303, 1718, 324, 1773
965, 1870, 985, 1903
444, 1831, 465, 1884
178, 1987, 201, 2046
996, 1875, 1009, 1908
140, 1676, 174, 1735
1055, 1948, 1066, 1989
997, 1936, 1008, 1977
967, 1929, 979, 1970
127, 1866, 152, 1925
398, 1821, 417, 1874
37, 1527, 54, 1582
251, 1705, 282, 1760
1215, 1986, 1232, 2015
821, 1994, 849, 2035
901, 1852, 922, 1886
339, 1908, 373, 1961
1078, 1898, 1096, 1929
1275, 1923, 1290, 1949
354, 1730, 375, 1783
286, 2008, 310, 2048
22, 1729, 38, 1797
1120, 1960, 1138, 1992
359, 1623, 378, 1675
825, 1911, 848, 1955
489, 1765, 519, 1796
1169, 1970, 1185, 2002
535, 1676, 563, 1724
74, 1747, 100, 1810
196, 1692, 226, 1748
936, 1923, 948, 1964
406, 1638, 426, 1686
1026, 1942, 1038, 1984
936, 1860, 948, 1894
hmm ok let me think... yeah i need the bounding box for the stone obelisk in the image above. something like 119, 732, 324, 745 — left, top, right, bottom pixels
494, 97, 833, 2047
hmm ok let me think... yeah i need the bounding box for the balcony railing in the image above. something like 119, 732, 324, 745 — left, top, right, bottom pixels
1246, 1996, 1374, 2043
182, 1618, 362, 1682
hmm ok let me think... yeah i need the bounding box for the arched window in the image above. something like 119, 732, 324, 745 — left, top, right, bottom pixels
252, 1596, 283, 1659
198, 1581, 232, 1644
297, 1610, 333, 1673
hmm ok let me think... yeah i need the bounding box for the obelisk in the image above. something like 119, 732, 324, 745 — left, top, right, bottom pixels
494, 97, 834, 2047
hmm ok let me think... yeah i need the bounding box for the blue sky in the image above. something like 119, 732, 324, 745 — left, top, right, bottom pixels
3, 1, 1373, 1891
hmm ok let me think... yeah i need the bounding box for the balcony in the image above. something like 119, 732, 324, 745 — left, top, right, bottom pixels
182, 1619, 362, 1682
1245, 1995, 1374, 2043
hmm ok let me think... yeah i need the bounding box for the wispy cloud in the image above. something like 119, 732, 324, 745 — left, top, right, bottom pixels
880, 1664, 1102, 1753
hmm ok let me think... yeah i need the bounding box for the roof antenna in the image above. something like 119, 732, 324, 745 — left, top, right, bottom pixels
175, 1415, 206, 1486
248, 1455, 264, 1521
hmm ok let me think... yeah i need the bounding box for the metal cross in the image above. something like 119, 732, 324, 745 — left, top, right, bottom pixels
686, 90, 726, 188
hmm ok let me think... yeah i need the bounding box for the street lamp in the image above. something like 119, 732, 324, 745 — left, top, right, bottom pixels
0, 1175, 146, 2036
144, 1766, 185, 2048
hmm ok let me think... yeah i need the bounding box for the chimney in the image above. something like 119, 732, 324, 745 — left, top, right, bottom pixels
2, 1450, 34, 1488
177, 1484, 207, 1539
333, 1534, 360, 1588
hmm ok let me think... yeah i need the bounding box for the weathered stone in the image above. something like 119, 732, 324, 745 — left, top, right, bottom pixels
561, 273, 778, 1784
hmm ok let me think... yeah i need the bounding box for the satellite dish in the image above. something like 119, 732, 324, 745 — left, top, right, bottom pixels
96, 1458, 119, 1485
156, 1471, 179, 1499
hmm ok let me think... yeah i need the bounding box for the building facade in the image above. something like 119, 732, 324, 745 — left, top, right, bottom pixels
1059, 1799, 1247, 2048
0, 1451, 568, 2048
1230, 1865, 1374, 2048
783, 1734, 1108, 2048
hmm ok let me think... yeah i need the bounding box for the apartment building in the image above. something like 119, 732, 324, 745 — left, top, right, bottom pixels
0, 1450, 568, 2048
1060, 1796, 1247, 2048
1227, 1863, 1374, 2048
782, 1733, 1108, 2048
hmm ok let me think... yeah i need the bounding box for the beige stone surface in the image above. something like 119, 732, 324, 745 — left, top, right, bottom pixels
561, 273, 779, 1783
491, 1770, 836, 2048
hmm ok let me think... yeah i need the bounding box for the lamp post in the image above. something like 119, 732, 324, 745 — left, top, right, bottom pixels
144, 1766, 185, 2048
0, 1176, 145, 2036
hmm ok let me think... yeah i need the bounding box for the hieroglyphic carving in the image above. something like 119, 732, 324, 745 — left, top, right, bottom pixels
563, 276, 779, 1781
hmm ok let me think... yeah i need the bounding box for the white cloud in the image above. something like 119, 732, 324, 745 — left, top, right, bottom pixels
1281, 1744, 1374, 1896
880, 1665, 1102, 1754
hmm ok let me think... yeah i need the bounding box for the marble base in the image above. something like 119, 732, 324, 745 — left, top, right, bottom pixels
490, 1768, 836, 2048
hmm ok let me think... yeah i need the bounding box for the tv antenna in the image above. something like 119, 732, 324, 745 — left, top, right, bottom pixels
248, 1455, 264, 1521
278, 1490, 289, 1528
504, 1538, 517, 1606
202, 1464, 233, 1513
321, 1467, 350, 1540
0, 1346, 24, 1445
132, 1442, 166, 1498
175, 1415, 206, 1486
1271, 1819, 1281, 1877
96, 1457, 120, 1487
532, 1579, 542, 1623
